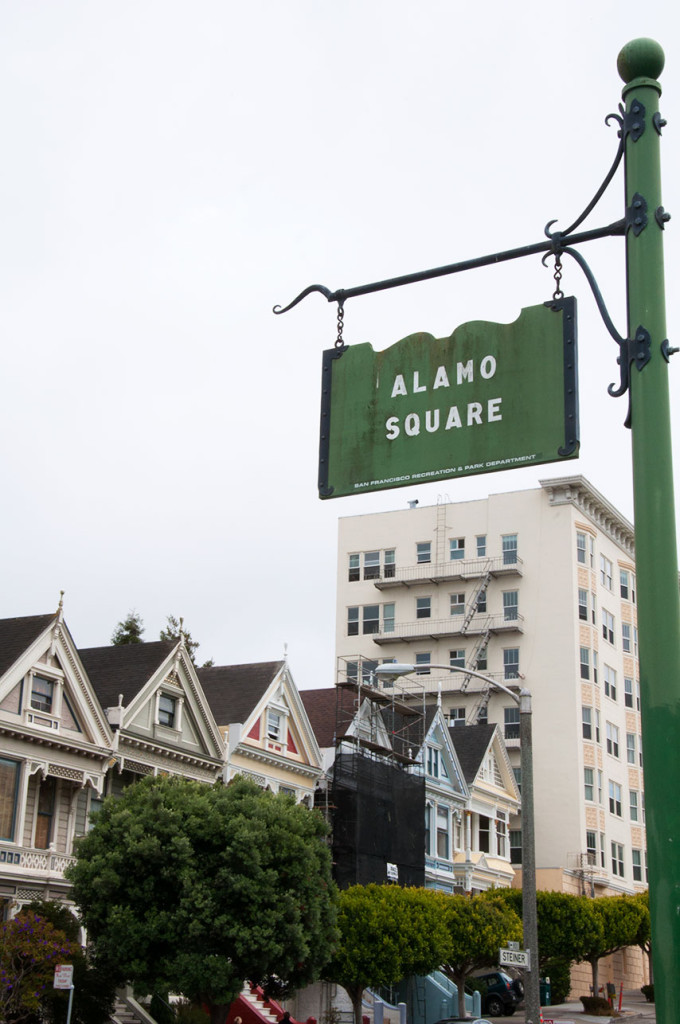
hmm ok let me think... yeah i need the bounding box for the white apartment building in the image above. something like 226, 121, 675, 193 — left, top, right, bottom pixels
335, 475, 646, 901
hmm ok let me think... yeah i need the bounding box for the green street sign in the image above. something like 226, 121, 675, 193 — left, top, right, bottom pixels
319, 298, 578, 498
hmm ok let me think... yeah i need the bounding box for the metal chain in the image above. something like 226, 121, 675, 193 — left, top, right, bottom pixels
335, 301, 345, 348
553, 256, 564, 300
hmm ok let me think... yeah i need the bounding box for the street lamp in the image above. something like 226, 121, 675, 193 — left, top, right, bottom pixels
374, 662, 540, 1024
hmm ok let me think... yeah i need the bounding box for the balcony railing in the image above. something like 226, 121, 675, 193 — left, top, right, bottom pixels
372, 555, 523, 589
371, 611, 524, 644
0, 844, 76, 879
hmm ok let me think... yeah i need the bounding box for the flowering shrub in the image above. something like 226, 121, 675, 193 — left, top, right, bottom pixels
0, 911, 78, 1023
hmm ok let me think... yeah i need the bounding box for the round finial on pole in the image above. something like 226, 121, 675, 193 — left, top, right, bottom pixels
617, 38, 665, 83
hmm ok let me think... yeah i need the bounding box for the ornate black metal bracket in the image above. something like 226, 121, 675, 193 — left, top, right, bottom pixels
627, 193, 648, 235
274, 104, 670, 430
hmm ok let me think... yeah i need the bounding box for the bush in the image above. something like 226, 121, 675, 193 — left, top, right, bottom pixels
541, 958, 571, 1005
579, 995, 616, 1016
641, 984, 654, 1003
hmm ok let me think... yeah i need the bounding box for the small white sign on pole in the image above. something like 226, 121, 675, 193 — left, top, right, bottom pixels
499, 947, 530, 969
54, 965, 74, 990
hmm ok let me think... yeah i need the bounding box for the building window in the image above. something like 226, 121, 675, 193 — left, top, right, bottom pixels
503, 648, 520, 680
450, 593, 465, 616
627, 733, 637, 765
602, 609, 615, 645
384, 549, 396, 578
416, 596, 431, 619
424, 804, 431, 855
415, 653, 431, 675
382, 603, 395, 633
502, 534, 518, 565
578, 589, 588, 622
611, 841, 624, 877
427, 746, 440, 777
478, 815, 491, 853
363, 605, 380, 634
497, 816, 507, 858
417, 542, 431, 564
279, 786, 296, 798
512, 766, 521, 793
476, 587, 487, 613
580, 647, 590, 680
593, 650, 599, 685
577, 532, 587, 564
604, 665, 617, 701
597, 769, 604, 804
620, 569, 635, 601
633, 626, 639, 658
582, 706, 593, 740
622, 622, 631, 653
632, 848, 643, 881
510, 828, 522, 864
363, 551, 381, 579
347, 607, 359, 636
630, 789, 639, 822
449, 707, 466, 727
476, 535, 487, 557
437, 805, 450, 858
584, 768, 594, 801
600, 555, 613, 590
450, 649, 465, 668
609, 780, 622, 816
586, 831, 597, 865
476, 644, 488, 671
639, 734, 643, 767
477, 704, 488, 724
450, 538, 465, 560
624, 677, 634, 708
504, 706, 520, 740
503, 591, 519, 621
595, 710, 601, 743
0, 758, 20, 841
35, 776, 57, 849
267, 710, 282, 741
348, 554, 360, 581
158, 695, 176, 728
606, 722, 620, 758
347, 660, 379, 685
31, 675, 54, 713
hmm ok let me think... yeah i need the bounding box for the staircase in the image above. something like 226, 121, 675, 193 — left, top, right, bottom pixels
238, 987, 280, 1024
111, 989, 158, 1024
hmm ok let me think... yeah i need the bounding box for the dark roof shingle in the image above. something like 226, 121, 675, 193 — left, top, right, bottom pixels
300, 688, 337, 748
0, 614, 56, 679
80, 641, 176, 707
448, 723, 497, 783
198, 661, 283, 727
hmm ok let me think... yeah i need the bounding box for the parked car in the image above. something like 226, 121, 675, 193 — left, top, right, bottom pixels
468, 970, 521, 1017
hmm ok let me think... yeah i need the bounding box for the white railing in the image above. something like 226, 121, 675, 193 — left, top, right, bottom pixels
372, 611, 524, 642
0, 844, 76, 878
373, 554, 523, 587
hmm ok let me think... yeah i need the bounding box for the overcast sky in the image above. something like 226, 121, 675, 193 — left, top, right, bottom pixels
1, 2, 679, 690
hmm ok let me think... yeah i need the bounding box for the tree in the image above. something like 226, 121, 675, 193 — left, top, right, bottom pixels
24, 900, 117, 1024
324, 884, 449, 1024
66, 775, 337, 1024
438, 893, 522, 1018
0, 911, 79, 1024
484, 888, 602, 972
111, 611, 145, 645
633, 891, 652, 982
159, 615, 208, 666
578, 894, 647, 994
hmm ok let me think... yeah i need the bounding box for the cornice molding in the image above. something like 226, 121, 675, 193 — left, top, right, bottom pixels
540, 475, 635, 556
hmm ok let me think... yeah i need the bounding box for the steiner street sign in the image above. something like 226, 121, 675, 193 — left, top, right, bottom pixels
318, 298, 578, 498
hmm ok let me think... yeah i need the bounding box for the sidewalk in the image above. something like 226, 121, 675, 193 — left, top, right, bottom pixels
536, 988, 656, 1023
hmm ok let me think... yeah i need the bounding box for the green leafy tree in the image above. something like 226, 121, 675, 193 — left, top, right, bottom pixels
0, 911, 79, 1024
438, 892, 522, 1018
67, 775, 337, 1024
23, 900, 117, 1024
579, 894, 647, 994
111, 611, 145, 645
633, 891, 652, 982
159, 615, 211, 666
324, 884, 449, 1024
484, 888, 601, 972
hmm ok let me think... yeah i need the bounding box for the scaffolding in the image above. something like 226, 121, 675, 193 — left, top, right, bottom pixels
331, 657, 427, 889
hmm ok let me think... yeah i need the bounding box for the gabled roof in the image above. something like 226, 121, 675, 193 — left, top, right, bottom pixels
448, 723, 498, 784
0, 614, 56, 679
79, 641, 176, 707
198, 661, 284, 726
300, 687, 337, 748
